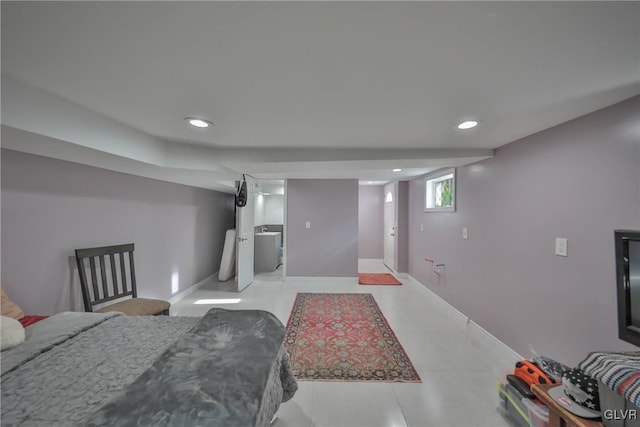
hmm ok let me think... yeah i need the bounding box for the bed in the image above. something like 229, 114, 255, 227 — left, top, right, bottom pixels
1, 308, 298, 427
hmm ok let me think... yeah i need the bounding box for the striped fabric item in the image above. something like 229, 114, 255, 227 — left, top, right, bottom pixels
579, 352, 640, 407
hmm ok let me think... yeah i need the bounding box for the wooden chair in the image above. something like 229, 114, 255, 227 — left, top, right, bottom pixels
75, 243, 170, 316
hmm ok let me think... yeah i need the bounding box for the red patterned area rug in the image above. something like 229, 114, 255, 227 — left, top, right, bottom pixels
285, 293, 421, 382
358, 273, 402, 286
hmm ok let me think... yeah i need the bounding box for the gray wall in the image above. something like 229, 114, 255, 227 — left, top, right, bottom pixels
286, 179, 358, 277
1, 149, 235, 315
358, 185, 384, 259
396, 181, 409, 273
408, 96, 640, 365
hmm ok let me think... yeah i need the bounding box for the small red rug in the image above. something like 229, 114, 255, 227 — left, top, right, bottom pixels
358, 273, 402, 286
285, 293, 421, 382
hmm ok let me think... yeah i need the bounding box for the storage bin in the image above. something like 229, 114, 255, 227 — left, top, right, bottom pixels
522, 396, 550, 427
497, 382, 530, 427
505, 382, 527, 407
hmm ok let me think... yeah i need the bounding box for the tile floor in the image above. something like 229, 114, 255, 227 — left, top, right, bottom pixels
171, 260, 520, 427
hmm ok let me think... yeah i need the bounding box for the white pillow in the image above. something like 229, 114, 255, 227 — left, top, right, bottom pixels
1, 315, 25, 351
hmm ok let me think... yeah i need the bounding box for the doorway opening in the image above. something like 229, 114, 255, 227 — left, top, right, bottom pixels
254, 180, 285, 282
358, 182, 390, 276
383, 182, 396, 272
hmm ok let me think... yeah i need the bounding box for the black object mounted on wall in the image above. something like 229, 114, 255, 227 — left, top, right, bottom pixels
235, 174, 248, 207
615, 229, 640, 347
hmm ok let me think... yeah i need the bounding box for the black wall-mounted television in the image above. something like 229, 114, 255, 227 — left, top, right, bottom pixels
615, 229, 640, 347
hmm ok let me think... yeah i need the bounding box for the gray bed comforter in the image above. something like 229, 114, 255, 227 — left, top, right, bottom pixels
1, 309, 297, 427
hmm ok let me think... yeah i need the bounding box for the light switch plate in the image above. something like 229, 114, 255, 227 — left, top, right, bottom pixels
555, 238, 568, 256
305, 221, 311, 229
420, 224, 424, 232
463, 227, 468, 239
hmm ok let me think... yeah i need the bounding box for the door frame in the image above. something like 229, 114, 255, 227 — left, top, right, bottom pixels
235, 175, 256, 291
383, 182, 396, 272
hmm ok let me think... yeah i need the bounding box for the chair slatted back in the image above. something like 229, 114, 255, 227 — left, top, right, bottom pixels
75, 243, 137, 312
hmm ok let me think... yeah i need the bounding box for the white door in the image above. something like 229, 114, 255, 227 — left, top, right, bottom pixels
383, 183, 396, 271
236, 175, 256, 291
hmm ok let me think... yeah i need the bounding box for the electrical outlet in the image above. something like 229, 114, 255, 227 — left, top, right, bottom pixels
463, 227, 468, 239
555, 237, 568, 256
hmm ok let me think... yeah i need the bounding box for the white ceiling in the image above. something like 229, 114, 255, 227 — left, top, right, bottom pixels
2, 2, 639, 192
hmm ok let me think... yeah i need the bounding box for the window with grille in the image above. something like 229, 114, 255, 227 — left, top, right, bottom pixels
425, 168, 455, 212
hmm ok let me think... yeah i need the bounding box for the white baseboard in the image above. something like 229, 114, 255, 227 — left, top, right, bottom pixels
407, 274, 523, 362
405, 275, 467, 321
168, 272, 218, 305
384, 265, 408, 278
284, 276, 358, 282
468, 318, 523, 363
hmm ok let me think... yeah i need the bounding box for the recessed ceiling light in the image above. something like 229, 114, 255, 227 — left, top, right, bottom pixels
185, 117, 213, 128
393, 168, 402, 172
457, 120, 478, 130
